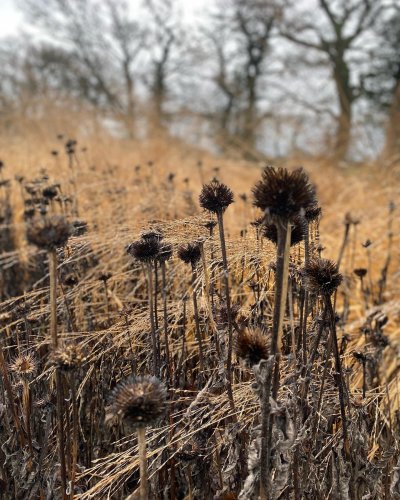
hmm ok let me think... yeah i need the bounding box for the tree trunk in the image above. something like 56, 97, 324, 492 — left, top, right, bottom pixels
384, 79, 400, 158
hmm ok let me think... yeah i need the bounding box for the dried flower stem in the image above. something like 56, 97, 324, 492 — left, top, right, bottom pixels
216, 211, 235, 413
191, 263, 205, 375
49, 249, 67, 498
160, 261, 172, 383
137, 426, 148, 500
146, 262, 159, 375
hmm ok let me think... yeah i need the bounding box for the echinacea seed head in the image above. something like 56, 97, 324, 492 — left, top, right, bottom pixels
157, 242, 173, 263
177, 242, 201, 266
27, 215, 71, 250
353, 268, 367, 279
302, 259, 342, 296
108, 375, 167, 428
126, 238, 160, 262
236, 328, 269, 368
252, 166, 316, 221
199, 179, 234, 214
262, 217, 306, 247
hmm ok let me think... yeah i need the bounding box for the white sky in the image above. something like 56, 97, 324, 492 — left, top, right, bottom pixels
0, 0, 212, 38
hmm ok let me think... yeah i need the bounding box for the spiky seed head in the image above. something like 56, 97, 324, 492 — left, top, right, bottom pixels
252, 166, 316, 221
177, 242, 201, 266
262, 217, 306, 247
108, 375, 167, 428
199, 179, 234, 214
305, 205, 322, 222
50, 344, 86, 372
141, 230, 163, 242
302, 259, 342, 296
236, 328, 269, 368
27, 215, 71, 250
10, 353, 37, 378
157, 242, 173, 263
126, 238, 160, 262
353, 268, 367, 279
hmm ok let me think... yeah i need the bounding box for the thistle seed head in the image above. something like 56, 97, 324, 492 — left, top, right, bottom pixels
27, 215, 71, 250
177, 242, 201, 266
50, 344, 86, 372
10, 353, 37, 378
126, 238, 160, 262
252, 166, 316, 221
108, 375, 167, 428
199, 179, 234, 214
302, 259, 342, 296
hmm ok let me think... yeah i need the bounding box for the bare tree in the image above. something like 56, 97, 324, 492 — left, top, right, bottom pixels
204, 0, 278, 152
281, 0, 383, 159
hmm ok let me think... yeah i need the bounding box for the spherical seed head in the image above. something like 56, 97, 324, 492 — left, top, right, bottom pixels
10, 353, 37, 378
126, 238, 160, 262
177, 242, 201, 266
262, 217, 306, 247
157, 242, 173, 263
51, 344, 86, 372
236, 328, 269, 368
302, 259, 343, 296
27, 215, 71, 250
199, 179, 234, 214
109, 375, 167, 428
252, 166, 316, 220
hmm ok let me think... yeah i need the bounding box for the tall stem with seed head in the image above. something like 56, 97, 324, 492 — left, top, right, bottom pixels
49, 249, 67, 499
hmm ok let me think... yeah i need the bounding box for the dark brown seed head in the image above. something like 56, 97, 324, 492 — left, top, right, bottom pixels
51, 344, 86, 372
302, 259, 342, 296
108, 375, 167, 428
126, 238, 160, 262
236, 328, 269, 368
27, 215, 71, 250
157, 242, 173, 263
353, 268, 367, 279
141, 230, 163, 242
177, 242, 201, 266
71, 220, 88, 236
262, 217, 306, 247
42, 185, 58, 200
252, 166, 316, 221
199, 179, 234, 214
305, 205, 322, 222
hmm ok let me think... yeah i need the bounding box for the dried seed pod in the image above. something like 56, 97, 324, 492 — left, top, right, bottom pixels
108, 375, 167, 428
126, 238, 160, 262
302, 258, 342, 296
236, 328, 269, 368
177, 242, 201, 266
27, 215, 71, 250
354, 268, 367, 279
199, 178, 234, 213
262, 217, 306, 246
10, 353, 37, 378
252, 166, 316, 220
50, 344, 86, 372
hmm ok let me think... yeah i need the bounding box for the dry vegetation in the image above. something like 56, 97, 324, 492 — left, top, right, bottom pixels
0, 117, 400, 499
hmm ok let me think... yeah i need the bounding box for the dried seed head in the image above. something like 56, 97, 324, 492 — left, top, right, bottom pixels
50, 344, 86, 372
177, 242, 201, 266
10, 353, 37, 378
141, 230, 163, 242
42, 185, 58, 200
252, 166, 316, 221
27, 215, 71, 250
126, 238, 160, 262
305, 205, 322, 222
262, 217, 306, 247
236, 328, 269, 368
302, 259, 342, 296
157, 242, 173, 263
353, 268, 367, 279
71, 220, 88, 236
108, 375, 167, 428
199, 179, 234, 214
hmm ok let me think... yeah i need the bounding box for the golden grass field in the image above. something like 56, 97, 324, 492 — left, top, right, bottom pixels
1, 113, 400, 498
